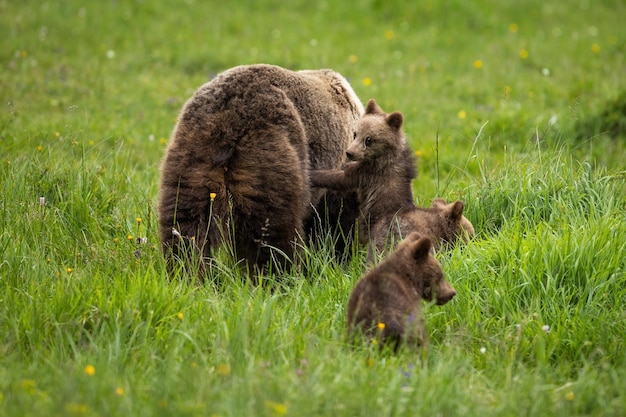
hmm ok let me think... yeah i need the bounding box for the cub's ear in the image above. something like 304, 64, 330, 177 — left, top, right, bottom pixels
447, 200, 465, 220
403, 231, 422, 242
385, 112, 403, 131
365, 99, 384, 115
396, 231, 422, 252
410, 236, 433, 260
431, 198, 447, 208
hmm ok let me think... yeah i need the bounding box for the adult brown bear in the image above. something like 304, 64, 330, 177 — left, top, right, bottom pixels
158, 64, 363, 276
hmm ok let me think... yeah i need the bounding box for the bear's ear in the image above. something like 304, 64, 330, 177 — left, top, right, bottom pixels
404, 231, 422, 242
431, 198, 447, 208
365, 99, 383, 115
410, 236, 432, 261
385, 112, 403, 131
446, 200, 465, 220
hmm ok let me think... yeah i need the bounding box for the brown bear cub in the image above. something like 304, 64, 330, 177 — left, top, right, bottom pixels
371, 198, 475, 257
310, 99, 474, 260
346, 232, 456, 350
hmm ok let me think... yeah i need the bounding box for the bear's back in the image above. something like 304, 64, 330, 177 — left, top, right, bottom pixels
186, 64, 362, 168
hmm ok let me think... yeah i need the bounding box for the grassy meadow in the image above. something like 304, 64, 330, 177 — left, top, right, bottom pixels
2, 0, 626, 416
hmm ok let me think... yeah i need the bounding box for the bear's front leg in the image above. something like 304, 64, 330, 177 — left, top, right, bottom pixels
310, 169, 355, 191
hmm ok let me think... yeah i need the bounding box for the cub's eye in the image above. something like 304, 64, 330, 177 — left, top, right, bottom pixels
364, 137, 372, 146
353, 132, 357, 140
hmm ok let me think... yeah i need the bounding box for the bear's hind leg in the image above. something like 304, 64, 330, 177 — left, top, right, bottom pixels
159, 155, 230, 279
226, 128, 309, 273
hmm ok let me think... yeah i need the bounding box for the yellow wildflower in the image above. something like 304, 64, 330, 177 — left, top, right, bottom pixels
458, 110, 467, 120
384, 30, 394, 40
591, 43, 600, 53
217, 364, 231, 376
127, 235, 133, 241
349, 54, 358, 63
66, 267, 73, 273
21, 379, 37, 393
519, 48, 529, 59
265, 401, 287, 415
84, 365, 96, 376
210, 192, 217, 200
136, 217, 142, 225
377, 322, 385, 330
473, 59, 483, 69
115, 387, 124, 396
65, 403, 90, 414
565, 391, 575, 401
363, 77, 372, 87
37, 145, 43, 152
509, 23, 519, 33
177, 312, 184, 320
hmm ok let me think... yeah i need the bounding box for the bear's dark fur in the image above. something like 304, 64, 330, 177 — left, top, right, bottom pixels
310, 99, 474, 260
159, 64, 363, 276
346, 232, 456, 350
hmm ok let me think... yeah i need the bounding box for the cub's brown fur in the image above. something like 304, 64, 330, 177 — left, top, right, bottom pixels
372, 198, 475, 257
346, 232, 456, 350
159, 64, 363, 276
310, 99, 474, 259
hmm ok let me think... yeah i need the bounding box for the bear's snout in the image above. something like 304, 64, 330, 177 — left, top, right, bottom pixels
346, 150, 355, 161
436, 281, 456, 305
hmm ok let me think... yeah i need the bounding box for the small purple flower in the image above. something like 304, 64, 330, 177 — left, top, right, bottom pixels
398, 364, 413, 379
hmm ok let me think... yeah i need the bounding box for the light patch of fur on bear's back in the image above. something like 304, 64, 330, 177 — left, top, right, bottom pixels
298, 69, 365, 118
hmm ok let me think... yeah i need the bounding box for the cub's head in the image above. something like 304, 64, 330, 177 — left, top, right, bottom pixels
396, 232, 456, 305
345, 99, 405, 163
431, 198, 475, 245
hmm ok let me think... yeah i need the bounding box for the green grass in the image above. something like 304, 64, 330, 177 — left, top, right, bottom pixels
1, 1, 626, 416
